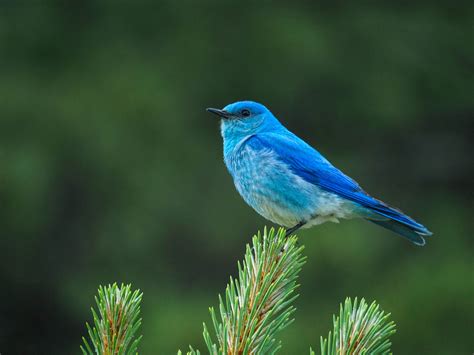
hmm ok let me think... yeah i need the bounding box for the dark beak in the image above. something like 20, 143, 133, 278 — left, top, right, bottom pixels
206, 107, 232, 119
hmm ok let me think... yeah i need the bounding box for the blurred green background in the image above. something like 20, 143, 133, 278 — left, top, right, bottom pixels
0, 1, 472, 354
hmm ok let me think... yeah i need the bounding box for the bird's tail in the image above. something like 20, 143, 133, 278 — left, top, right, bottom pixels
363, 205, 432, 246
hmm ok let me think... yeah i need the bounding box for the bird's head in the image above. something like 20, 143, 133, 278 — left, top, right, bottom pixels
207, 101, 282, 143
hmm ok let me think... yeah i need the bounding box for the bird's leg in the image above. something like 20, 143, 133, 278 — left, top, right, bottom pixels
280, 221, 306, 254
285, 221, 306, 237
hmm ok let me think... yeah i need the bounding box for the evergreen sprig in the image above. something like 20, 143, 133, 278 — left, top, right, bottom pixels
315, 298, 396, 355
81, 283, 143, 355
201, 227, 306, 354
78, 229, 398, 355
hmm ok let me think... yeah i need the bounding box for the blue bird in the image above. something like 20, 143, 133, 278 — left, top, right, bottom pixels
207, 101, 432, 246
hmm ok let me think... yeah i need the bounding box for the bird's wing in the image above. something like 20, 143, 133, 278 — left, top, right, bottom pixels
246, 132, 427, 231
247, 132, 364, 197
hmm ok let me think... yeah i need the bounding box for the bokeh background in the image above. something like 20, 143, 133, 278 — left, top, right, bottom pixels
0, 1, 472, 354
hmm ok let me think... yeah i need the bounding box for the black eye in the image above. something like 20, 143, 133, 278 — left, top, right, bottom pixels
241, 109, 251, 117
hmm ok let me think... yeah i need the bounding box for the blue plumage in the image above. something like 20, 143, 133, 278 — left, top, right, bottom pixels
207, 101, 432, 246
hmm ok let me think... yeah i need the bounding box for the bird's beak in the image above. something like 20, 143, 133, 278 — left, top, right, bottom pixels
206, 107, 232, 119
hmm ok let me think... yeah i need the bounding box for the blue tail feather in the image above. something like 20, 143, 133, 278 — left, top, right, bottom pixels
364, 204, 432, 246
367, 219, 427, 246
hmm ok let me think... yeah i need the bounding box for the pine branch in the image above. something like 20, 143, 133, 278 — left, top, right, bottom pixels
76, 231, 397, 355
201, 227, 306, 355
315, 298, 396, 355
81, 283, 143, 355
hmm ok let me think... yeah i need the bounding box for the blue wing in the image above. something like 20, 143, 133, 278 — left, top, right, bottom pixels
247, 132, 432, 244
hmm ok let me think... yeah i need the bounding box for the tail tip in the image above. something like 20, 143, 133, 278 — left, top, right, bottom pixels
412, 235, 426, 247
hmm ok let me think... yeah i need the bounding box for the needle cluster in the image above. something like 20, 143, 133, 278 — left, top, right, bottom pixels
201, 227, 306, 354
316, 298, 396, 355
81, 283, 142, 355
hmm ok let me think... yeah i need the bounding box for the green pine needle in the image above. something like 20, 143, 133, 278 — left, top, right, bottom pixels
81, 283, 143, 355
318, 298, 396, 355
177, 347, 201, 355
202, 227, 306, 354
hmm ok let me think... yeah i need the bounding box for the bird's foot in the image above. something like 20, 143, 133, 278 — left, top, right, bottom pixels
284, 221, 306, 238
280, 221, 306, 253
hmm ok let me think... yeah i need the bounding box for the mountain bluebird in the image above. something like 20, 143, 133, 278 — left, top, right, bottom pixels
207, 101, 432, 246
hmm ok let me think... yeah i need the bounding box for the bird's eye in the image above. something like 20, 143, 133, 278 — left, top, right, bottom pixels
241, 109, 251, 117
